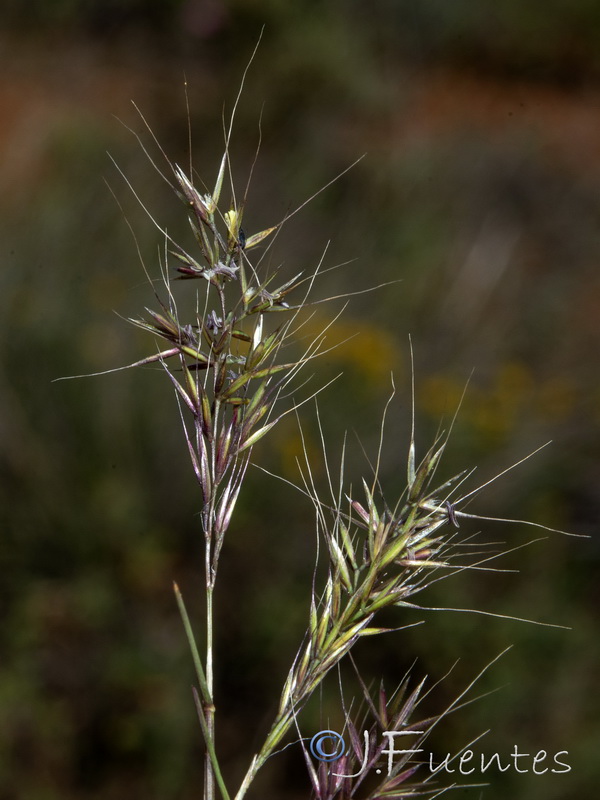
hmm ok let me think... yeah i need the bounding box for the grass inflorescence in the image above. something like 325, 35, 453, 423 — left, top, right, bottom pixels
77, 70, 579, 800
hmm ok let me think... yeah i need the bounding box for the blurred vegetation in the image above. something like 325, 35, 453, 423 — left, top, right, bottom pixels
1, 1, 599, 799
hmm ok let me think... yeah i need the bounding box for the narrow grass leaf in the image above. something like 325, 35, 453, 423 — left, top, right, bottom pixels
339, 521, 358, 571
244, 226, 278, 249
212, 152, 227, 209
328, 536, 353, 592
180, 345, 210, 366
237, 418, 279, 452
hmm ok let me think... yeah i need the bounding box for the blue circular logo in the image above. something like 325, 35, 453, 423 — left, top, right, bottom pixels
310, 730, 346, 762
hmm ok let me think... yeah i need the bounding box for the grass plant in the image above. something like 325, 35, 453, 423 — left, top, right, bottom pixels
69, 69, 579, 800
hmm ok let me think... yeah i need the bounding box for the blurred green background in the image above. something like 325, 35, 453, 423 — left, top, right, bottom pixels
1, 2, 599, 798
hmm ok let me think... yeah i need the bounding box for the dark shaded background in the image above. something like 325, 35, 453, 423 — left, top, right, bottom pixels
1, 2, 599, 798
